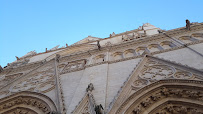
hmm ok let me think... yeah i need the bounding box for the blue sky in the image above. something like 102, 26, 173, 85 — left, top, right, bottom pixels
0, 0, 202, 67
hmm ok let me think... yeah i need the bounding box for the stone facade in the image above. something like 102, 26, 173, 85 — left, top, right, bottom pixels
0, 23, 203, 114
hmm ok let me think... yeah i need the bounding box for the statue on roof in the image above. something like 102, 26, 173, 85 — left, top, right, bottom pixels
86, 83, 94, 92
55, 54, 60, 62
97, 41, 101, 51
0, 65, 3, 73
21, 50, 37, 58
112, 32, 116, 36
186, 19, 191, 30
109, 34, 112, 38
15, 56, 20, 60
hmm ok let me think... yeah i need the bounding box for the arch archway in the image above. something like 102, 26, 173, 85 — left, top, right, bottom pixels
0, 91, 57, 114
113, 80, 203, 114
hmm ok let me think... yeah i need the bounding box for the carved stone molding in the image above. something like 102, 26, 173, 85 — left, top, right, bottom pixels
0, 73, 23, 88
0, 91, 57, 114
9, 65, 56, 95
154, 102, 203, 114
111, 80, 203, 114
59, 59, 87, 75
2, 107, 38, 114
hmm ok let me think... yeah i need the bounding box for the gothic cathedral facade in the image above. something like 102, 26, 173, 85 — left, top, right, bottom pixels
1, 23, 203, 114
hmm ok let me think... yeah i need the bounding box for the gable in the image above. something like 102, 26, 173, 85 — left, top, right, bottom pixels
108, 55, 203, 113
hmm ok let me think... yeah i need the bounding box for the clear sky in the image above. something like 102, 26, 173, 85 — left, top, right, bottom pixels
0, 0, 202, 67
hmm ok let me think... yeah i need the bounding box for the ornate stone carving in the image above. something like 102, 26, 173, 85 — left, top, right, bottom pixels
60, 59, 86, 74
86, 83, 94, 92
95, 104, 103, 114
132, 76, 148, 89
105, 41, 112, 47
156, 104, 203, 114
130, 87, 203, 114
10, 67, 55, 94
0, 73, 23, 89
55, 54, 60, 62
0, 92, 57, 114
8, 58, 30, 68
3, 107, 37, 114
0, 90, 9, 98
131, 57, 200, 92
132, 105, 141, 114
140, 65, 175, 81
20, 50, 37, 59
174, 70, 193, 79
141, 97, 152, 107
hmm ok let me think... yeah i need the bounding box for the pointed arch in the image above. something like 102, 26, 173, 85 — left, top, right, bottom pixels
0, 91, 57, 114
108, 55, 203, 114
114, 80, 203, 114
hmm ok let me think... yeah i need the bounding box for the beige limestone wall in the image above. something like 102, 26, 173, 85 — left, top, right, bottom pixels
60, 70, 84, 112
61, 64, 108, 114
106, 58, 141, 110
155, 44, 203, 70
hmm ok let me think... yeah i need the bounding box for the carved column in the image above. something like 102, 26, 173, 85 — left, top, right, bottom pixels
54, 54, 65, 114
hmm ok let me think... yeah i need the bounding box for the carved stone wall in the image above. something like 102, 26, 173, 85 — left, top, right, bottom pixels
116, 80, 203, 114
0, 91, 57, 114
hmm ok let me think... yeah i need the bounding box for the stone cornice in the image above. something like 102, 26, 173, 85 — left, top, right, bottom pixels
59, 41, 203, 75
1, 61, 42, 75
2, 23, 203, 76
0, 60, 54, 91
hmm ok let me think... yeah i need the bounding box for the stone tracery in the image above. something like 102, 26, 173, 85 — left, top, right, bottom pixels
10, 66, 55, 94
108, 55, 203, 114
0, 91, 57, 114
116, 80, 203, 114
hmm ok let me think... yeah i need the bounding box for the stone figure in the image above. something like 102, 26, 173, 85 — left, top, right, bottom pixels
186, 19, 191, 30
86, 83, 94, 92
112, 32, 116, 36
15, 56, 20, 60
94, 104, 103, 114
7, 63, 10, 66
122, 35, 128, 41
21, 50, 37, 58
0, 65, 3, 73
97, 41, 101, 51
66, 43, 68, 47
55, 54, 60, 62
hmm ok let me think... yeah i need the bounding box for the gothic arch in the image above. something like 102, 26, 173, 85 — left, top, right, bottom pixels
124, 49, 135, 58
0, 91, 57, 114
114, 80, 203, 114
191, 33, 203, 40
179, 36, 198, 43
135, 47, 148, 55
112, 52, 123, 60
160, 41, 176, 49
147, 44, 162, 53
93, 54, 106, 63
